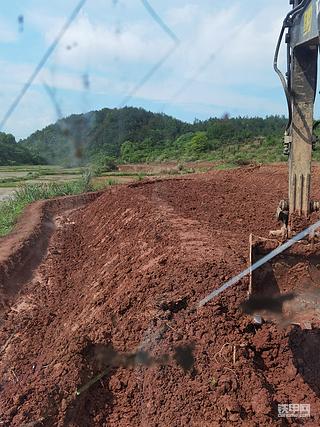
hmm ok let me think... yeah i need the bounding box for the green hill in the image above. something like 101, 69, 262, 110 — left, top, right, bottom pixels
20, 107, 288, 167
21, 107, 190, 167
0, 132, 44, 166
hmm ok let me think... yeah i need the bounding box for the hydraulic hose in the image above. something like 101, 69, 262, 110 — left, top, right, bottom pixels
274, 25, 292, 133
273, 0, 310, 133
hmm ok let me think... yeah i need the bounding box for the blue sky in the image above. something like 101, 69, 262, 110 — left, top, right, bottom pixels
0, 0, 314, 139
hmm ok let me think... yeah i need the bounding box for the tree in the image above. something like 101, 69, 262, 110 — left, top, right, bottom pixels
92, 153, 118, 172
185, 132, 209, 155
0, 132, 45, 165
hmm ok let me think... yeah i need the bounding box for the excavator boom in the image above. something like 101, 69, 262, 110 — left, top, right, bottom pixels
246, 2, 320, 330
276, 0, 320, 231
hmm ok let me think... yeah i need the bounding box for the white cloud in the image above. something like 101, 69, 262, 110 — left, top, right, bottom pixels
0, 86, 57, 139
28, 10, 172, 71
103, 1, 289, 111
0, 0, 299, 138
166, 4, 199, 26
0, 18, 17, 43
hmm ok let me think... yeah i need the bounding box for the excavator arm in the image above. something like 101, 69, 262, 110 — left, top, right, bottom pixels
247, 1, 320, 330
276, 0, 320, 233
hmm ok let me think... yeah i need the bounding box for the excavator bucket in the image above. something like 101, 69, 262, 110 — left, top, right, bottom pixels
249, 234, 320, 329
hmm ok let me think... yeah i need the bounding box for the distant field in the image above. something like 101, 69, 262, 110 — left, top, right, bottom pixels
0, 166, 81, 200
0, 161, 229, 201
1, 155, 289, 203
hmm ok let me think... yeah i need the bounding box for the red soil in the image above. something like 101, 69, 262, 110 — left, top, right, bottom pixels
1, 164, 320, 426
0, 192, 102, 316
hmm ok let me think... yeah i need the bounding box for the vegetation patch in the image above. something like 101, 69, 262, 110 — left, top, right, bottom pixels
0, 132, 44, 166
18, 108, 291, 167
0, 172, 99, 237
0, 108, 307, 170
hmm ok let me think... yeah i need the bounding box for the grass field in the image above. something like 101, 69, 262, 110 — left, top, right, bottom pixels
0, 172, 97, 236
0, 165, 121, 200
0, 166, 82, 194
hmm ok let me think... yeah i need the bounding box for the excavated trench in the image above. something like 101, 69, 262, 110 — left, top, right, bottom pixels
0, 191, 102, 316
251, 240, 320, 403
251, 240, 320, 326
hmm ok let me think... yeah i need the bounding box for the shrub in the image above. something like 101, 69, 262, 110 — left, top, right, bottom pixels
91, 155, 118, 174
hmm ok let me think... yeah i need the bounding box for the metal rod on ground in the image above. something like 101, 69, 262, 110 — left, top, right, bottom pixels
248, 233, 253, 295
198, 219, 320, 308
76, 367, 111, 396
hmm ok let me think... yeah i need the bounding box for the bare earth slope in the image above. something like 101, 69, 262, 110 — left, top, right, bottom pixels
1, 164, 320, 426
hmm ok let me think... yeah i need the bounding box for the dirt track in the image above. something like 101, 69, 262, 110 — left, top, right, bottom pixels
1, 164, 320, 426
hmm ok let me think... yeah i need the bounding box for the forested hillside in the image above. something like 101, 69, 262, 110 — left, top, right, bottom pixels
20, 107, 287, 166
21, 107, 190, 166
0, 132, 44, 166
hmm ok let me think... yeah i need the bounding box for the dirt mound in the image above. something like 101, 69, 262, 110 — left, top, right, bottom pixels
1, 165, 320, 426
